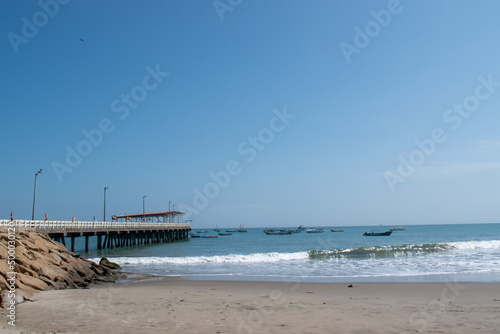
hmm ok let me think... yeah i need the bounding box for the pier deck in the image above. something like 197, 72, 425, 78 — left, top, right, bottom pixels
0, 220, 191, 252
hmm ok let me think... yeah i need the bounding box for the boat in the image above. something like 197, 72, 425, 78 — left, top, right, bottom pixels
225, 230, 238, 232
190, 235, 201, 238
218, 232, 232, 236
306, 228, 324, 233
196, 230, 208, 233
200, 235, 218, 238
264, 229, 294, 235
389, 227, 405, 231
363, 231, 392, 236
237, 224, 248, 232
330, 229, 344, 232
297, 225, 306, 231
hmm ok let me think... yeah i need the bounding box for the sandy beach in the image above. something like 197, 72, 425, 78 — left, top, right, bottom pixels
2, 279, 499, 333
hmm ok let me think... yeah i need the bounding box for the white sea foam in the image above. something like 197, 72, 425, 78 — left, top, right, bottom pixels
449, 240, 500, 250
90, 251, 309, 266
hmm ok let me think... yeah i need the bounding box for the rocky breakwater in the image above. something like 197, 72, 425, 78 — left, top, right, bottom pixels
0, 228, 119, 308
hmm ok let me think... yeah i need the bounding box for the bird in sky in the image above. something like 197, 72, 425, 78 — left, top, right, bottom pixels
80, 38, 84, 42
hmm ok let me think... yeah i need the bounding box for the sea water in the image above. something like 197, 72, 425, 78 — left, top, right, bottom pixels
82, 223, 500, 282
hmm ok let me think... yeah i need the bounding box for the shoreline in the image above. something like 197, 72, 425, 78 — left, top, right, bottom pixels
3, 280, 500, 333
116, 270, 500, 284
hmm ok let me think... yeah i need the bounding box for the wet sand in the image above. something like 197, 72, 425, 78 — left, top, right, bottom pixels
2, 280, 500, 333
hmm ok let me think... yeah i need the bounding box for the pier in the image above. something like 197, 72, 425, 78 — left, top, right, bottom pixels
1, 211, 191, 253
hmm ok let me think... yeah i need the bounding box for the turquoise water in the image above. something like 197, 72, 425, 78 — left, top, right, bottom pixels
79, 223, 500, 282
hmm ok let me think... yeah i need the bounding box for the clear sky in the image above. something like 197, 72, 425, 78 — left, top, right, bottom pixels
2, 0, 500, 228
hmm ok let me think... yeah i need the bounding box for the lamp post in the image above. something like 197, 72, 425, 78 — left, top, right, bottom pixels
103, 187, 109, 222
32, 169, 42, 220
169, 200, 172, 223
143, 195, 147, 222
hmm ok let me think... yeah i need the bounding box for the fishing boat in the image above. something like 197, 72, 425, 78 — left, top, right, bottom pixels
297, 225, 306, 231
330, 229, 344, 232
237, 224, 248, 232
218, 232, 232, 236
363, 231, 392, 236
196, 230, 208, 233
306, 228, 324, 233
225, 230, 238, 233
389, 227, 405, 231
264, 229, 294, 235
200, 235, 218, 238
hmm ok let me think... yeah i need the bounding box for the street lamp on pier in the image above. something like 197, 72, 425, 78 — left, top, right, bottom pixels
169, 200, 172, 223
143, 195, 147, 222
32, 169, 42, 220
103, 187, 109, 222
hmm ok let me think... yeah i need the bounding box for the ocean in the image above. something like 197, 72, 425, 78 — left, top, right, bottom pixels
83, 223, 500, 283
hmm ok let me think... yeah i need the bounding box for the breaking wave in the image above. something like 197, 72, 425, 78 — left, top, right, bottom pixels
308, 240, 500, 260
88, 240, 500, 266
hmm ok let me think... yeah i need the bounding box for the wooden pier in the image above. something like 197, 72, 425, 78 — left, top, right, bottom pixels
0, 219, 191, 253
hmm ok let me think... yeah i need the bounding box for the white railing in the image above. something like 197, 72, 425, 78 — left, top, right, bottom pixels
0, 220, 191, 230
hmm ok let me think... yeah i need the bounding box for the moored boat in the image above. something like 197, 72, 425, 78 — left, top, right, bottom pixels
330, 229, 344, 232
389, 227, 405, 231
218, 232, 232, 236
306, 228, 324, 233
363, 231, 392, 236
264, 230, 294, 235
237, 224, 248, 232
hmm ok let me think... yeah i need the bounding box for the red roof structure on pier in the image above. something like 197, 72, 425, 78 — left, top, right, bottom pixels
114, 211, 184, 219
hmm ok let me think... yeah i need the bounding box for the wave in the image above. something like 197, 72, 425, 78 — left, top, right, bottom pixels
308, 240, 500, 260
89, 251, 309, 266
449, 240, 500, 250
88, 240, 500, 266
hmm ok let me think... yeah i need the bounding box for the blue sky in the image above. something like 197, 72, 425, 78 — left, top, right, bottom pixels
2, 0, 500, 227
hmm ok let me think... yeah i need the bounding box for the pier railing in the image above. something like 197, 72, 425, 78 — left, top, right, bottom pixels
0, 219, 191, 230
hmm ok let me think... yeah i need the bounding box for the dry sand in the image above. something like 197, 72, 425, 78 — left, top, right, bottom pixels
2, 280, 499, 333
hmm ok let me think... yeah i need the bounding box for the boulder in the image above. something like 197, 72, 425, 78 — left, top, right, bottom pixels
16, 273, 49, 291
39, 264, 67, 282
47, 252, 62, 265
15, 263, 39, 279
1, 289, 25, 308
100, 257, 122, 270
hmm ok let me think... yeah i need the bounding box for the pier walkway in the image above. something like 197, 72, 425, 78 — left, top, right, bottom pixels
0, 219, 191, 252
